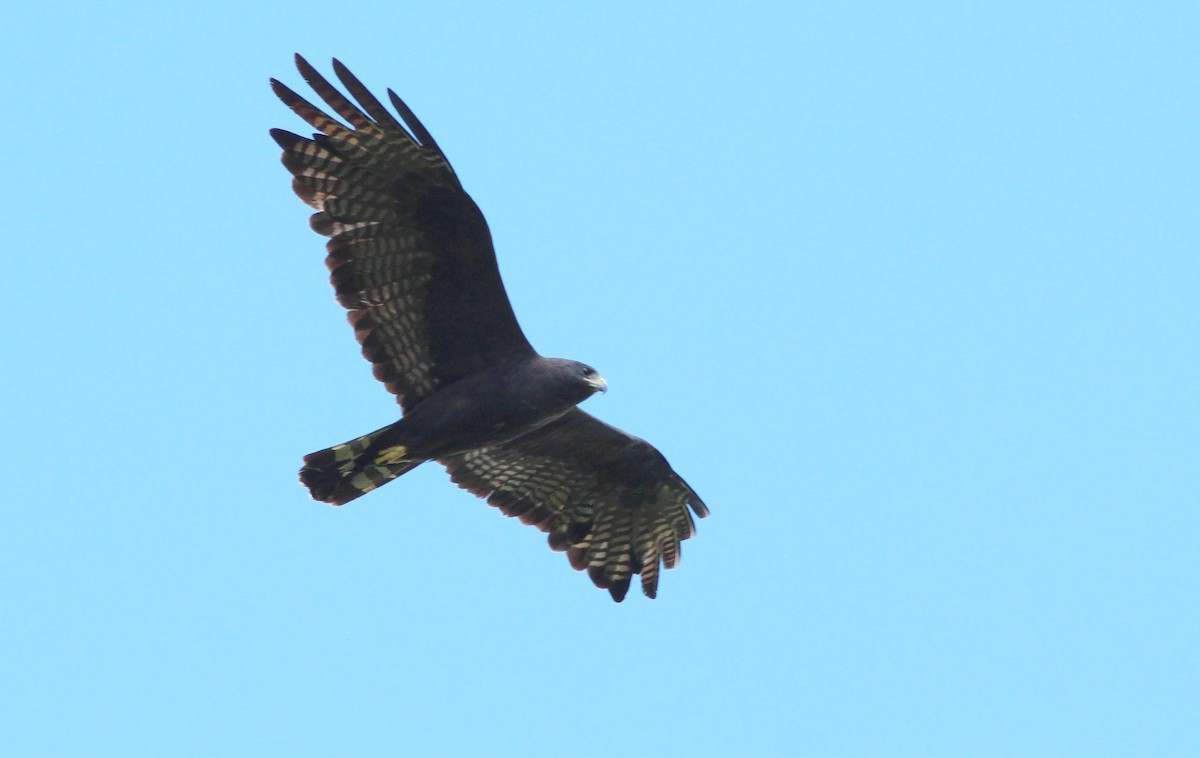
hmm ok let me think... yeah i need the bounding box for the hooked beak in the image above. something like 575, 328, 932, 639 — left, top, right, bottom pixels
588, 376, 608, 393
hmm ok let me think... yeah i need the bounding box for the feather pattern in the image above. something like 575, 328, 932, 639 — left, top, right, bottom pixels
271, 54, 532, 410
440, 409, 707, 600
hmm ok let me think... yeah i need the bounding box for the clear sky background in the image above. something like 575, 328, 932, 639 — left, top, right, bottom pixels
3, 2, 1197, 755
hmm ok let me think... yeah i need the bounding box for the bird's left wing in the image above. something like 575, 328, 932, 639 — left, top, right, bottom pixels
439, 409, 708, 601
270, 55, 535, 411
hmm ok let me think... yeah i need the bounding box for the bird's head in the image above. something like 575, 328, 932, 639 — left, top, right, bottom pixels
544, 358, 607, 404
580, 363, 608, 395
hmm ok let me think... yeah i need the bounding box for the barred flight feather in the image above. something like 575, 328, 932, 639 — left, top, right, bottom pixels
437, 409, 707, 601
273, 55, 532, 410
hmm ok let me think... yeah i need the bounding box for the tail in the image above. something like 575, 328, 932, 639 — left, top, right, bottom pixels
299, 423, 424, 505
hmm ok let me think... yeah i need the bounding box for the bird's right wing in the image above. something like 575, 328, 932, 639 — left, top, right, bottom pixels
439, 409, 708, 601
271, 55, 534, 411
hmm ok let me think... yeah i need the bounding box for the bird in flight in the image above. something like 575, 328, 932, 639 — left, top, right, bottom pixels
270, 55, 708, 601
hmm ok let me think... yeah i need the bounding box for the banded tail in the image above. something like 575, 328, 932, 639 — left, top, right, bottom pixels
300, 423, 424, 505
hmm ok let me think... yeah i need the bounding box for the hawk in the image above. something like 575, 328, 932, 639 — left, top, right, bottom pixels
271, 55, 708, 601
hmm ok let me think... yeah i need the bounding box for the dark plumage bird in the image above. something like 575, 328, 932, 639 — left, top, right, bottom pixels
270, 55, 708, 601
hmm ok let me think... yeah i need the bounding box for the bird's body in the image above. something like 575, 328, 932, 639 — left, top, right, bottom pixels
301, 356, 605, 503
395, 357, 604, 453
272, 55, 707, 600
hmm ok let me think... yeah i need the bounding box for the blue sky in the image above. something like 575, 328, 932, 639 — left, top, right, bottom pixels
3, 2, 1197, 755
